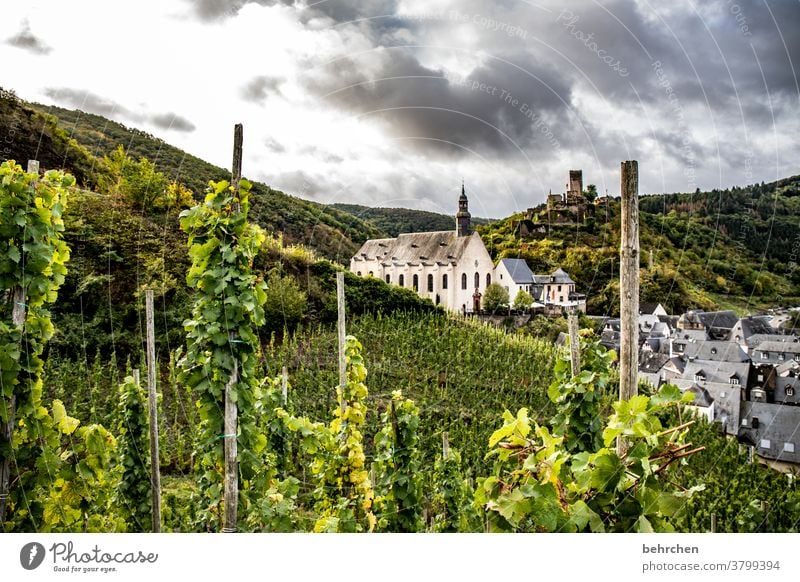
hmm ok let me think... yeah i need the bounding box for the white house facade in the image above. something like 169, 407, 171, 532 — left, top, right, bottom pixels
495, 258, 535, 304
350, 187, 495, 313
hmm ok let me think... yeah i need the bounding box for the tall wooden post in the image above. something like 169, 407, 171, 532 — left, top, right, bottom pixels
0, 160, 39, 531
337, 271, 347, 416
568, 310, 581, 377
442, 432, 450, 459
223, 124, 244, 533
617, 160, 639, 457
144, 290, 162, 533
281, 366, 288, 407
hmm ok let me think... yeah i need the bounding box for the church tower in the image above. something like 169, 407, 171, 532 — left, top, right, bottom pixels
456, 182, 471, 237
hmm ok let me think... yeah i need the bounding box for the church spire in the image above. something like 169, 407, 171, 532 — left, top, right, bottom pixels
456, 182, 471, 237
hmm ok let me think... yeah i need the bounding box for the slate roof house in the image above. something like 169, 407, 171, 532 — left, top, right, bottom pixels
495, 258, 535, 306
751, 341, 800, 365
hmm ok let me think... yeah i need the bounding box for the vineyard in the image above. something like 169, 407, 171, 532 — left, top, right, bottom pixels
2, 159, 799, 533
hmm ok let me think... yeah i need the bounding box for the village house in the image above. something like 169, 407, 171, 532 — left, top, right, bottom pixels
494, 258, 535, 306
350, 186, 495, 313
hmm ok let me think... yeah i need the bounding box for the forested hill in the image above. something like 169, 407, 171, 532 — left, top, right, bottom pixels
332, 203, 490, 237
0, 88, 383, 263
479, 178, 800, 315
638, 178, 800, 266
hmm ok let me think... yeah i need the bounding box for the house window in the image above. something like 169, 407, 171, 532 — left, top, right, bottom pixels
758, 374, 763, 382
694, 373, 706, 382
760, 439, 771, 450
761, 352, 768, 359
474, 272, 480, 289
368, 271, 373, 277
442, 274, 448, 289
413, 274, 419, 291
752, 417, 760, 429
500, 274, 503, 280
357, 271, 362, 276
399, 274, 404, 287
730, 377, 740, 385
787, 386, 796, 397
784, 442, 795, 453
711, 348, 718, 355
461, 273, 467, 290
486, 273, 491, 287
779, 353, 785, 361
559, 296, 564, 303
558, 285, 562, 292
386, 274, 391, 284
427, 274, 434, 292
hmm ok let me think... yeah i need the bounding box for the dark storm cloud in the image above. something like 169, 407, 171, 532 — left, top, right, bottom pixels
241, 75, 283, 101
43, 88, 196, 133
43, 87, 126, 117
5, 20, 51, 55
149, 112, 197, 132
302, 49, 574, 158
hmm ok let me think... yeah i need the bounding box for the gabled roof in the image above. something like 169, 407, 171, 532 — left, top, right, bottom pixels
753, 341, 800, 354
686, 384, 714, 407
697, 310, 739, 330
737, 316, 776, 337
682, 361, 751, 385
745, 334, 793, 349
550, 268, 574, 284
639, 350, 670, 373
351, 231, 477, 265
640, 302, 663, 315
682, 341, 749, 363
497, 258, 534, 284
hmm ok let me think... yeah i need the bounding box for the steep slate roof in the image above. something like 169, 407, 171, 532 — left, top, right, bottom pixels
498, 258, 534, 284
639, 350, 670, 373
738, 316, 776, 337
682, 361, 751, 385
746, 334, 794, 349
640, 302, 663, 315
682, 341, 749, 363
697, 310, 739, 330
532, 274, 552, 284
550, 268, 574, 284
352, 231, 475, 265
753, 341, 800, 355
685, 384, 714, 407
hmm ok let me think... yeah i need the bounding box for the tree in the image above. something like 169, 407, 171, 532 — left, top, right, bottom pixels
513, 289, 533, 311
263, 273, 308, 335
584, 183, 598, 202
483, 283, 509, 313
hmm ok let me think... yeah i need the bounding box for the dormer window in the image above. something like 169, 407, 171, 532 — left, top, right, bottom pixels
778, 353, 785, 361
787, 386, 796, 397
711, 348, 718, 355
729, 376, 740, 386
761, 352, 769, 360
694, 372, 706, 382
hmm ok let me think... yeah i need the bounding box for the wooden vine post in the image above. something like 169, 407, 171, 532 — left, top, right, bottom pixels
222, 123, 244, 534
617, 160, 640, 457
337, 271, 347, 416
568, 308, 580, 377
0, 160, 38, 530
144, 290, 162, 533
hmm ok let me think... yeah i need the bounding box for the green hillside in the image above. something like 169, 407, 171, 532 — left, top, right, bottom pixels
333, 202, 490, 237
0, 88, 385, 263
479, 187, 800, 315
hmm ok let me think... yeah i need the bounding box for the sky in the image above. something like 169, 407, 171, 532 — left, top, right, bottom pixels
1, 0, 798, 218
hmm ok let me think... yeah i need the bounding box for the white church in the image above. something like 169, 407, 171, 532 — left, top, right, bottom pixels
349, 186, 495, 313
350, 186, 584, 313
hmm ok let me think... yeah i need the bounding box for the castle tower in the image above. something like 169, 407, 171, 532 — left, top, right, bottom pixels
456, 182, 471, 237
568, 170, 583, 196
